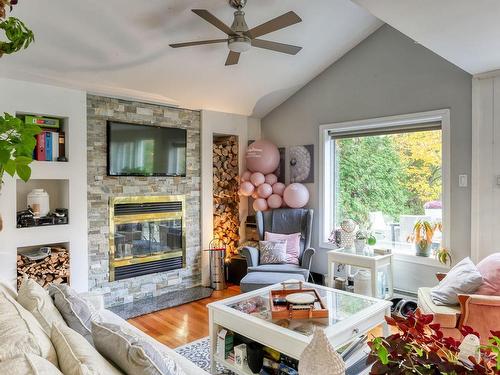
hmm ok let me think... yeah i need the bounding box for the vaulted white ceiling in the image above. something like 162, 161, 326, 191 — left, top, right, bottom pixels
0, 0, 381, 117
353, 0, 500, 75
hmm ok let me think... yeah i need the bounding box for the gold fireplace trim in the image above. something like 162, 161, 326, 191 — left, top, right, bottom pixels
109, 195, 186, 282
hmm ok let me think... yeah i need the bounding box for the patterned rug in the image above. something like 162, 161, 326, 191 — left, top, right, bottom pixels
175, 337, 234, 375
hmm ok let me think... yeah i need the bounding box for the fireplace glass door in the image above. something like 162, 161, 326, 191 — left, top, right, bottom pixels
109, 196, 185, 281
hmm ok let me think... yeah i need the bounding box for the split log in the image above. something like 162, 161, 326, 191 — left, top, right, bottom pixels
17, 247, 70, 289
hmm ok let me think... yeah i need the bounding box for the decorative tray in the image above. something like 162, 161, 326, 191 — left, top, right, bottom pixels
269, 281, 329, 320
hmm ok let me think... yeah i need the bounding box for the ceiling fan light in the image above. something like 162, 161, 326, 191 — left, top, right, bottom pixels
228, 37, 251, 53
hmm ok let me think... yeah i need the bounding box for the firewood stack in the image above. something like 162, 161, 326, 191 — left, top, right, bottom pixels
213, 136, 240, 256
17, 247, 70, 289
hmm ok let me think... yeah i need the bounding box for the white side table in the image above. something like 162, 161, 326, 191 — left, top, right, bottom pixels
327, 248, 394, 299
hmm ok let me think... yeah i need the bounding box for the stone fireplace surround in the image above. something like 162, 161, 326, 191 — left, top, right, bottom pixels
87, 95, 201, 307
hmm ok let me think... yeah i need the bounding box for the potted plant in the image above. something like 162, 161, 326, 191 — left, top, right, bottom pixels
355, 230, 367, 252
407, 220, 439, 257
436, 247, 453, 266
368, 310, 500, 374
0, 113, 41, 230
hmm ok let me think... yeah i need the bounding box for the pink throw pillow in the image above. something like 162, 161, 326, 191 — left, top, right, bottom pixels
476, 253, 500, 296
264, 231, 301, 265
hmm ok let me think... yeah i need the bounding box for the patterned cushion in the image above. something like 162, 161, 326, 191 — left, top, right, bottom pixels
265, 232, 301, 265
51, 323, 123, 375
92, 321, 185, 375
0, 354, 63, 375
476, 253, 500, 295
17, 276, 67, 335
49, 284, 98, 344
259, 240, 287, 264
0, 291, 58, 366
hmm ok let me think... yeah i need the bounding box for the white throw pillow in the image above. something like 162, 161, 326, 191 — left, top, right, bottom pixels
0, 353, 63, 375
431, 257, 484, 305
17, 276, 67, 335
51, 323, 123, 375
0, 290, 58, 366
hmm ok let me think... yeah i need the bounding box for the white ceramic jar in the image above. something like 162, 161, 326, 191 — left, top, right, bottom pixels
27, 189, 50, 218
353, 269, 372, 297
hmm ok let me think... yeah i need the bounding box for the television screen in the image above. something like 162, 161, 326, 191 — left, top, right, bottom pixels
107, 121, 187, 176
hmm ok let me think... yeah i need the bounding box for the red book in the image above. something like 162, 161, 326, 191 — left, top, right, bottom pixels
36, 133, 46, 161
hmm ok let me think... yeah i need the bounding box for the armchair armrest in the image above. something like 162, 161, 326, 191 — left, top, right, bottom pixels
240, 246, 259, 268
457, 294, 500, 343
300, 247, 315, 271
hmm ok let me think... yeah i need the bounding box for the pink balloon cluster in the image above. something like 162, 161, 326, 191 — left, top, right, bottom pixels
240, 139, 310, 212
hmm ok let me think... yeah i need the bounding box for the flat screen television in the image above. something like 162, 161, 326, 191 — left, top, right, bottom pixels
107, 121, 187, 177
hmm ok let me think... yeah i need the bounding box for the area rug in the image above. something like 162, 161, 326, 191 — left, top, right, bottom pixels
109, 286, 213, 319
176, 337, 234, 375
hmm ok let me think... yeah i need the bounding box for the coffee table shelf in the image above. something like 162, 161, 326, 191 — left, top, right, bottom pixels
208, 280, 391, 374
215, 354, 254, 375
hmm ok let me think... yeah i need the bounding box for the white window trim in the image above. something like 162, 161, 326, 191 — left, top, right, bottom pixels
319, 109, 451, 262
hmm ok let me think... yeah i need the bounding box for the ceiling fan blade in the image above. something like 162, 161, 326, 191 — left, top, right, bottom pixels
192, 9, 235, 35
169, 39, 227, 48
225, 51, 240, 66
251, 39, 302, 55
247, 11, 302, 39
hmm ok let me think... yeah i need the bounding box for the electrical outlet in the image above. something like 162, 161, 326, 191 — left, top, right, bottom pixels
459, 174, 468, 187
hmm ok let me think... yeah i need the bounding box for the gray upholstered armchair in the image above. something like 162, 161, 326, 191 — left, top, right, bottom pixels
240, 208, 315, 281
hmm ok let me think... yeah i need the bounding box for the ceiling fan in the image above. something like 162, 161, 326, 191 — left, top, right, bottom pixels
169, 0, 302, 66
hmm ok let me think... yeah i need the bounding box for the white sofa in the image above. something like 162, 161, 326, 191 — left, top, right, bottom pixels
0, 282, 208, 375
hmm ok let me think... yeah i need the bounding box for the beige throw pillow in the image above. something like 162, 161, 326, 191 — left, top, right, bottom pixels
17, 276, 67, 335
51, 323, 123, 375
0, 291, 58, 366
92, 321, 186, 375
0, 353, 63, 375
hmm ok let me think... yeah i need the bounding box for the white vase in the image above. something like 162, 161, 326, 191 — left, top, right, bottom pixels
27, 189, 50, 218
354, 239, 366, 253
354, 269, 372, 297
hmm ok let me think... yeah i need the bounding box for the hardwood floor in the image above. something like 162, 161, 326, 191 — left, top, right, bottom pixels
128, 285, 241, 348
129, 284, 392, 350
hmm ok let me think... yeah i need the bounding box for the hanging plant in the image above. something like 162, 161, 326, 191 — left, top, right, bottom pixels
0, 0, 33, 57
0, 16, 34, 57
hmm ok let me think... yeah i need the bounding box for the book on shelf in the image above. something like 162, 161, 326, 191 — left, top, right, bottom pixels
35, 132, 46, 161
45, 131, 53, 161
25, 115, 60, 129
33, 130, 64, 161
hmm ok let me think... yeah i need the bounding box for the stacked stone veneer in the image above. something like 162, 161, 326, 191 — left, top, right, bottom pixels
87, 95, 201, 307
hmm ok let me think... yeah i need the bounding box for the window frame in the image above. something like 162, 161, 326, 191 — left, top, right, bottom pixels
319, 110, 451, 261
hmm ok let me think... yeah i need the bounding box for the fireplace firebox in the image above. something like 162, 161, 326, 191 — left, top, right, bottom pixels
109, 195, 186, 281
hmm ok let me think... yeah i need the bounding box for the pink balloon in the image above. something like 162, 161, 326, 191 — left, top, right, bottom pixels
239, 181, 254, 197
246, 140, 280, 174
283, 183, 310, 208
267, 194, 282, 209
272, 182, 286, 196
241, 170, 252, 182
257, 183, 272, 199
264, 174, 278, 185
251, 192, 259, 199
253, 198, 268, 212
250, 172, 265, 187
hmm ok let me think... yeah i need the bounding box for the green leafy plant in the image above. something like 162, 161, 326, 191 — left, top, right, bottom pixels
368, 310, 500, 374
0, 16, 34, 56
0, 113, 41, 183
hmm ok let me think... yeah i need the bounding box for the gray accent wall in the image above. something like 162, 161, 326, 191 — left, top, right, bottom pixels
261, 25, 472, 278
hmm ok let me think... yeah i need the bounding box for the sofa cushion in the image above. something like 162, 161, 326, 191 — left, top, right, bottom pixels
49, 284, 98, 344
259, 240, 287, 264
418, 287, 461, 328
0, 353, 63, 375
17, 277, 67, 335
265, 232, 301, 265
92, 321, 185, 375
248, 264, 309, 280
0, 291, 58, 365
430, 257, 483, 305
51, 323, 123, 375
476, 253, 500, 296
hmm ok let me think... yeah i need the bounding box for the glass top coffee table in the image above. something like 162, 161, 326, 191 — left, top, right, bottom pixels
207, 280, 391, 374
